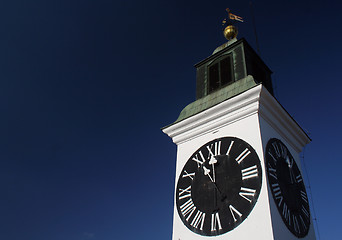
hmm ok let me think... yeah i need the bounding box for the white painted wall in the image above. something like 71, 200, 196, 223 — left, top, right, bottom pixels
163, 84, 316, 240
171, 113, 274, 240
258, 115, 316, 240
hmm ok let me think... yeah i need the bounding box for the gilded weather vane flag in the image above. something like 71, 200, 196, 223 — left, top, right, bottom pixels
227, 8, 244, 22
222, 8, 244, 26
222, 8, 243, 40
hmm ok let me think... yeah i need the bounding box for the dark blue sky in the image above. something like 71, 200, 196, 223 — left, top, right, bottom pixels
0, 0, 341, 239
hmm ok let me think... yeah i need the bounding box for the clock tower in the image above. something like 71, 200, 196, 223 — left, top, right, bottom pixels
162, 13, 316, 240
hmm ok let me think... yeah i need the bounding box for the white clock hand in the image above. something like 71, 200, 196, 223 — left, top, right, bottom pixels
209, 155, 217, 165
203, 166, 214, 182
286, 156, 295, 184
209, 155, 218, 182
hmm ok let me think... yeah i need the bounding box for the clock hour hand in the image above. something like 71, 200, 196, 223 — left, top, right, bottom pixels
203, 166, 214, 182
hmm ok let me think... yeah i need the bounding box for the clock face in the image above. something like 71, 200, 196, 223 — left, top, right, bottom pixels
265, 138, 310, 238
176, 137, 262, 236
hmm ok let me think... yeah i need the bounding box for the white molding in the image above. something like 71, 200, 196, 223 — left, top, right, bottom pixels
163, 85, 310, 150
163, 85, 262, 144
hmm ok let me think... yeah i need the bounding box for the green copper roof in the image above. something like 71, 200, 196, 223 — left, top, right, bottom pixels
173, 75, 258, 124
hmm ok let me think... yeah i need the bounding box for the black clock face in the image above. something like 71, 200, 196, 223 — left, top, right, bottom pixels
265, 138, 310, 238
176, 137, 262, 236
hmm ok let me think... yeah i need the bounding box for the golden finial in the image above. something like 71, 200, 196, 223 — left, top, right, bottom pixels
222, 8, 244, 40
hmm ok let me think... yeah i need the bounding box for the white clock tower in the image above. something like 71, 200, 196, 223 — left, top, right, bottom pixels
162, 18, 316, 240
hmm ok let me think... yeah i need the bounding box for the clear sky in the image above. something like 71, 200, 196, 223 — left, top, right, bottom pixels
0, 0, 341, 239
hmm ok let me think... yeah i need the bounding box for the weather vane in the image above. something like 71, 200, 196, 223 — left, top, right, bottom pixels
222, 8, 244, 40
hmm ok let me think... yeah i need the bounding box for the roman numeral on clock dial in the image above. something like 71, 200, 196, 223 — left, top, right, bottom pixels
300, 215, 308, 232
301, 205, 309, 219
271, 183, 281, 195
271, 183, 283, 206
192, 151, 206, 167
271, 142, 283, 158
235, 148, 251, 164
226, 140, 234, 156
282, 203, 291, 225
178, 185, 191, 200
190, 210, 205, 230
211, 212, 222, 231
229, 205, 242, 222
300, 190, 308, 203
180, 198, 196, 221
268, 163, 277, 179
296, 174, 303, 183
293, 215, 300, 234
182, 170, 195, 180
279, 143, 287, 158
272, 141, 287, 159
207, 141, 222, 158
268, 150, 277, 163
239, 187, 256, 202
241, 165, 258, 180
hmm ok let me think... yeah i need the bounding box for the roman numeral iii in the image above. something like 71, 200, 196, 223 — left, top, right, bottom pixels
241, 165, 258, 180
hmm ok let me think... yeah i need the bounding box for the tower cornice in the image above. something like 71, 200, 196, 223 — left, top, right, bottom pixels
163, 83, 261, 144
162, 83, 310, 152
